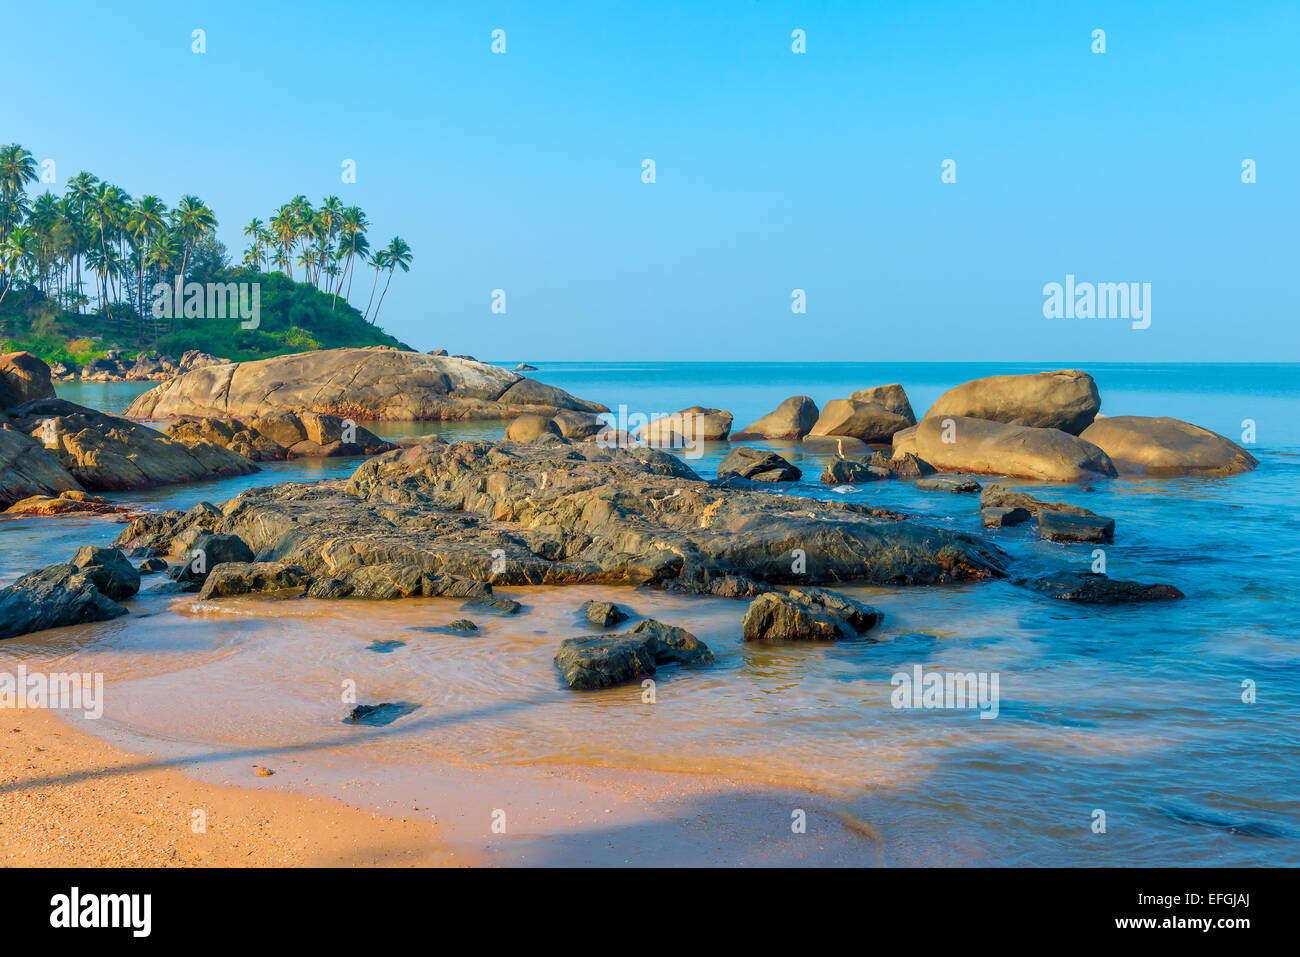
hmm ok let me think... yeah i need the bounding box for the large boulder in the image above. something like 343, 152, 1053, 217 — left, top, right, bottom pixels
554, 618, 713, 690
731, 396, 819, 440
0, 352, 56, 409
0, 563, 128, 640
741, 588, 881, 641
923, 370, 1101, 434
552, 411, 606, 440
505, 414, 563, 442
717, 447, 801, 482
173, 532, 256, 586
4, 398, 255, 491
197, 561, 310, 600
1079, 416, 1258, 476
124, 347, 607, 421
0, 427, 81, 507
636, 407, 733, 444
809, 399, 913, 443
70, 546, 141, 601
849, 384, 915, 424
892, 416, 1117, 482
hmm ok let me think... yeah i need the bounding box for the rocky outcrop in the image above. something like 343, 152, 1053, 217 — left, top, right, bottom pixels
124, 347, 607, 421
172, 532, 256, 587
635, 407, 733, 444
3, 398, 255, 493
0, 563, 128, 640
554, 619, 714, 690
1079, 416, 1258, 476
731, 396, 819, 440
717, 447, 801, 482
979, 483, 1097, 517
0, 428, 81, 507
923, 370, 1101, 434
808, 399, 913, 443
4, 490, 134, 517
741, 587, 881, 641
0, 352, 56, 409
165, 412, 395, 462
849, 384, 916, 424
112, 440, 1008, 596
893, 416, 1117, 482
196, 561, 311, 599
914, 475, 982, 493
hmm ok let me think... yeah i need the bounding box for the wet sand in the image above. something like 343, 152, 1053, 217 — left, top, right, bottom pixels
0, 707, 470, 867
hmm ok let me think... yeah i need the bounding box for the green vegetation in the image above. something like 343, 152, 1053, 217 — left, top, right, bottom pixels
0, 142, 412, 367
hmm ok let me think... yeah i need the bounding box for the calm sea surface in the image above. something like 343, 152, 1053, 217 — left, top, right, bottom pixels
3, 363, 1297, 865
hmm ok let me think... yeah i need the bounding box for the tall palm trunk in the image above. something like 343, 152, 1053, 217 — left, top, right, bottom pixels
364, 263, 382, 321
372, 267, 395, 322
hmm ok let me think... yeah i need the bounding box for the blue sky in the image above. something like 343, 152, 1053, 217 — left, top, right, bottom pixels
5, 0, 1297, 360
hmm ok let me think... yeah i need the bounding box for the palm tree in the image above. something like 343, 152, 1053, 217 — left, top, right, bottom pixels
363, 247, 390, 321
0, 225, 36, 307
171, 194, 216, 286
0, 144, 37, 236
333, 206, 368, 308
129, 196, 168, 319
270, 205, 296, 278
242, 217, 265, 269
370, 237, 412, 323
316, 195, 344, 292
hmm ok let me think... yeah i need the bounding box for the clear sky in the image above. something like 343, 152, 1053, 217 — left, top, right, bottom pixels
5, 0, 1297, 361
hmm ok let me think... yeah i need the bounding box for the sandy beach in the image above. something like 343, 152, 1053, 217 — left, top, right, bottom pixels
0, 707, 471, 867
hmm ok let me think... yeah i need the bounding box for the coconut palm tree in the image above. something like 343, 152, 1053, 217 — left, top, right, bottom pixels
333, 206, 369, 309
363, 247, 390, 321
171, 194, 216, 286
129, 196, 168, 319
370, 237, 412, 323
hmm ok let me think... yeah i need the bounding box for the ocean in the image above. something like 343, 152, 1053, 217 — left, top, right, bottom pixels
2, 362, 1297, 865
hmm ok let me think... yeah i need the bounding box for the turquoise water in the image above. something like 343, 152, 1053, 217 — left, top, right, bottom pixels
3, 363, 1298, 865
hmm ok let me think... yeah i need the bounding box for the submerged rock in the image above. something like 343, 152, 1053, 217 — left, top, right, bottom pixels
718, 447, 801, 483
582, 599, 629, 628
554, 618, 713, 689
741, 587, 881, 641
731, 396, 819, 440
343, 702, 420, 726
915, 475, 983, 494
981, 506, 1032, 528
0, 563, 128, 640
1080, 415, 1258, 476
922, 370, 1101, 435
894, 416, 1116, 482
466, 596, 522, 615
1023, 572, 1183, 603
1038, 510, 1115, 544
979, 483, 1097, 517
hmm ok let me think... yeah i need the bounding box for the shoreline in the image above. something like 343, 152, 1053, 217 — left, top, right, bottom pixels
0, 706, 472, 868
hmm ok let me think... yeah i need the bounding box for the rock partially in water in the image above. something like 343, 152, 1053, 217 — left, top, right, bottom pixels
113, 440, 1007, 595
505, 414, 562, 442
554, 618, 713, 690
343, 702, 420, 726
979, 483, 1097, 518
172, 532, 256, 587
1038, 511, 1115, 544
636, 407, 734, 444
1023, 572, 1183, 603
70, 545, 140, 601
718, 447, 801, 483
582, 599, 629, 628
820, 459, 886, 485
1080, 415, 1258, 476
196, 561, 310, 599
848, 384, 916, 424
138, 557, 168, 574
894, 416, 1116, 482
915, 475, 983, 494
0, 563, 128, 640
466, 596, 523, 615
981, 506, 1032, 528
741, 587, 881, 641
166, 412, 395, 462
125, 347, 608, 421
731, 396, 819, 440
809, 399, 913, 443
4, 489, 134, 517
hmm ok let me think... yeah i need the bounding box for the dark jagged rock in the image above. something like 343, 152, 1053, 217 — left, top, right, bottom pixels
981, 506, 1032, 528
554, 618, 713, 689
0, 563, 128, 640
741, 587, 881, 641
466, 596, 522, 615
717, 447, 801, 483
196, 561, 310, 599
582, 599, 629, 628
1038, 511, 1115, 544
1023, 572, 1183, 603
113, 440, 1007, 600
70, 546, 140, 601
980, 483, 1096, 518
171, 532, 255, 587
884, 451, 937, 478
820, 459, 886, 485
138, 557, 168, 574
